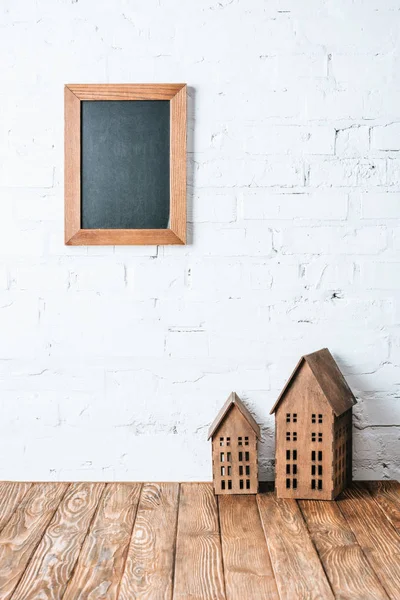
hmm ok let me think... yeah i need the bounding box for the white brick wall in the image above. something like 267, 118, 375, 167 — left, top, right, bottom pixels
0, 0, 399, 482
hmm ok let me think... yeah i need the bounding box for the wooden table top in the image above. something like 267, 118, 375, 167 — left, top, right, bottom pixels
0, 481, 398, 599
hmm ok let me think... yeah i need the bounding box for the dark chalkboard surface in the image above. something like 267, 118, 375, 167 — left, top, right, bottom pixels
81, 100, 170, 230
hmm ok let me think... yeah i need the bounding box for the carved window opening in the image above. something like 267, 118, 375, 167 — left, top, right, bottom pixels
228, 480, 232, 490
220, 437, 224, 446
221, 480, 226, 490
286, 478, 291, 489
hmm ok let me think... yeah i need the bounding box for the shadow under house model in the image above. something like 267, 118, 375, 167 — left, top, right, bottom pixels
271, 348, 357, 501
208, 393, 261, 495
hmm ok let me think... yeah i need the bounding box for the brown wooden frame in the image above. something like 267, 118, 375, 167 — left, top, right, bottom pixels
64, 84, 187, 245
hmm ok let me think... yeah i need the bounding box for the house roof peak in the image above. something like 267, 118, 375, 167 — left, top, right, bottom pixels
270, 348, 356, 416
208, 392, 261, 440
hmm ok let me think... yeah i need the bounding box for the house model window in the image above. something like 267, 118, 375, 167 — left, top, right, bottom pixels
270, 348, 356, 501
208, 392, 260, 495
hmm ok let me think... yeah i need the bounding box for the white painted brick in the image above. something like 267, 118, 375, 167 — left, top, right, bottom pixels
335, 126, 370, 158
69, 261, 126, 292
309, 159, 386, 187
9, 263, 69, 292
241, 190, 348, 220
246, 125, 335, 156
305, 89, 364, 121
188, 191, 237, 223
126, 260, 185, 299
301, 259, 355, 289
359, 261, 400, 289
279, 226, 387, 255
166, 330, 209, 358
0, 0, 398, 481
371, 123, 400, 151
387, 158, 400, 186
362, 192, 400, 219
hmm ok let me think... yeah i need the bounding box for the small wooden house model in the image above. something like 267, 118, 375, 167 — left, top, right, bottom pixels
208, 393, 260, 495
270, 348, 356, 500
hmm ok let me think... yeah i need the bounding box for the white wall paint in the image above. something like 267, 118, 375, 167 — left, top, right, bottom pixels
0, 0, 399, 482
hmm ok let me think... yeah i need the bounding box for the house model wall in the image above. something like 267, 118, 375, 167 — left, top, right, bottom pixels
270, 348, 356, 501
208, 393, 260, 495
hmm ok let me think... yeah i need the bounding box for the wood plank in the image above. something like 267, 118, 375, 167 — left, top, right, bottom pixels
173, 483, 225, 600
62, 482, 141, 600
0, 482, 31, 533
257, 493, 334, 600
365, 481, 400, 533
64, 85, 81, 244
338, 484, 400, 600
67, 228, 184, 246
11, 483, 105, 600
119, 483, 179, 600
0, 482, 68, 600
67, 83, 185, 101
299, 498, 389, 600
170, 84, 187, 244
219, 495, 279, 600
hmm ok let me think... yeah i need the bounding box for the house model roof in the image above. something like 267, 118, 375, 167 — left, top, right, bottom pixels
208, 392, 261, 440
270, 348, 357, 416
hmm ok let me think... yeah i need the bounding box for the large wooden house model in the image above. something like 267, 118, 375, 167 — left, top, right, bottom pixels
270, 348, 356, 500
208, 393, 260, 495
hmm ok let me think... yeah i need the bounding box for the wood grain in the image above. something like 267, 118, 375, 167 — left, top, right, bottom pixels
62, 483, 141, 600
67, 228, 184, 246
170, 84, 187, 244
64, 86, 81, 244
0, 482, 68, 600
11, 483, 105, 600
338, 484, 400, 600
119, 483, 179, 600
219, 495, 279, 600
173, 483, 225, 600
299, 498, 389, 600
257, 493, 335, 599
365, 481, 400, 533
67, 83, 185, 101
0, 482, 31, 533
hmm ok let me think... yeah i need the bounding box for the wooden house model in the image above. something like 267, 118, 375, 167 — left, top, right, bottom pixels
208, 393, 260, 495
270, 348, 356, 500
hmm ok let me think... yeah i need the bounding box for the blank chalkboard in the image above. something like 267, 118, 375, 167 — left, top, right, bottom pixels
81, 100, 170, 230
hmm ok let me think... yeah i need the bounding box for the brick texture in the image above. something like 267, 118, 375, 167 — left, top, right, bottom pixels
0, 0, 398, 482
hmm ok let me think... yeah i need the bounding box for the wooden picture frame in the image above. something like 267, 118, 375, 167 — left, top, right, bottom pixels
64, 83, 186, 245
